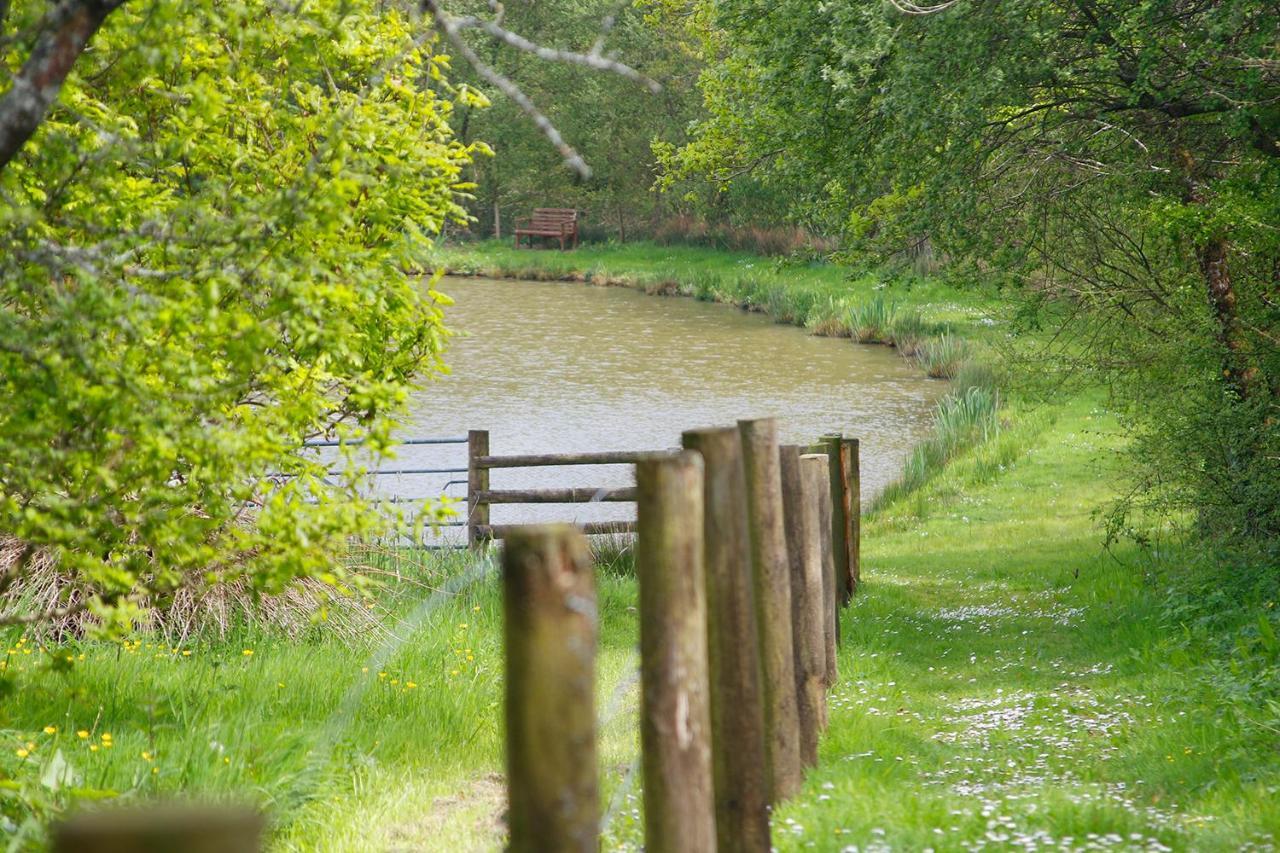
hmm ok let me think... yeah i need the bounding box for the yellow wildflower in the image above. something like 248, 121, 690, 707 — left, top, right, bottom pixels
89, 744, 99, 752
15, 748, 29, 759
77, 730, 89, 739
43, 726, 56, 735
242, 649, 253, 657
141, 751, 153, 762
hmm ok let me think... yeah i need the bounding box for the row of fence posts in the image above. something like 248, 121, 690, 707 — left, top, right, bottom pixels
47, 421, 858, 852
503, 418, 859, 852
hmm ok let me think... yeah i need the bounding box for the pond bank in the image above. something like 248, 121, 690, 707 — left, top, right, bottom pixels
435, 241, 1005, 508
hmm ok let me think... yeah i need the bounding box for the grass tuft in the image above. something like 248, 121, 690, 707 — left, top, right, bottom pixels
916, 332, 971, 379
847, 296, 898, 344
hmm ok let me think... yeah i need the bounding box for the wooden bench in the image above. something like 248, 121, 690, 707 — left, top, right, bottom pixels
514, 208, 580, 250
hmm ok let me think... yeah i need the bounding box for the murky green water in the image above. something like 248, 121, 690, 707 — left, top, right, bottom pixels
392, 276, 944, 528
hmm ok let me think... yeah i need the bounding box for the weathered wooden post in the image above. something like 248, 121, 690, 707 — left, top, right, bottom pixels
52, 806, 263, 853
635, 451, 716, 853
844, 437, 861, 592
502, 525, 598, 852
802, 453, 839, 693
780, 446, 827, 766
681, 427, 770, 853
738, 418, 803, 801
467, 429, 490, 547
820, 434, 853, 609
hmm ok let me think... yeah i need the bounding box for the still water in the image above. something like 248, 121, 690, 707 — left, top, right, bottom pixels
390, 276, 943, 529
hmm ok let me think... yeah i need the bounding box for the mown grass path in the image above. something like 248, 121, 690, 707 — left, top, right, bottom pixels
772, 400, 1278, 851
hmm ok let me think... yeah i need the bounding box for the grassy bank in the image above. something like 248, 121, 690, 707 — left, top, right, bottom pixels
770, 396, 1280, 850
0, 550, 643, 850
438, 240, 1009, 505
434, 241, 997, 350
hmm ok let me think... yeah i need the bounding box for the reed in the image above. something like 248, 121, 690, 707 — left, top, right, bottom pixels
846, 296, 897, 344
887, 311, 940, 357
805, 297, 851, 337
916, 333, 971, 379
872, 385, 1000, 510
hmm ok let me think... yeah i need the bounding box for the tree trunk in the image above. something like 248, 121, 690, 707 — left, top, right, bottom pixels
0, 0, 123, 173
1198, 236, 1255, 400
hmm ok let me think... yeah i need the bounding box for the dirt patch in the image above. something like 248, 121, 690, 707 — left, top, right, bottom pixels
386, 773, 505, 852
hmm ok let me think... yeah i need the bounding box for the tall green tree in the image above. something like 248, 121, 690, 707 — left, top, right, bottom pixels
440, 0, 699, 241
0, 0, 483, 629
663, 0, 1280, 542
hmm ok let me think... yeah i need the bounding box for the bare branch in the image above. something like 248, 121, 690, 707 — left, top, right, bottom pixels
451, 13, 659, 92
423, 0, 593, 177
886, 0, 960, 14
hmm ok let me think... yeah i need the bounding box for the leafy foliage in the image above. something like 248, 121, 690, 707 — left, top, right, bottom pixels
0, 0, 483, 631
660, 0, 1280, 544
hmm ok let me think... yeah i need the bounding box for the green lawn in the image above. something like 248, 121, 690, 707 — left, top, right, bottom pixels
0, 550, 641, 851
773, 395, 1280, 851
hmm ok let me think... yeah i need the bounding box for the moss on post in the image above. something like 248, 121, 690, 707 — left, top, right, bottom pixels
682, 427, 771, 853
739, 418, 803, 801
781, 445, 827, 766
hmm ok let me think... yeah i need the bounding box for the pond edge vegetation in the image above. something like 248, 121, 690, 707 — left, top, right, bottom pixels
439, 246, 1001, 512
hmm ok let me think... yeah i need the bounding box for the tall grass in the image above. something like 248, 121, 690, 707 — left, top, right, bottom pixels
887, 310, 939, 357
916, 332, 971, 379
846, 296, 897, 344
0, 545, 642, 848
805, 296, 851, 337
874, 385, 1000, 510
650, 214, 837, 257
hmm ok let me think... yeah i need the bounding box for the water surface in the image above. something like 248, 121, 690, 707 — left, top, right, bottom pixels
391, 276, 943, 528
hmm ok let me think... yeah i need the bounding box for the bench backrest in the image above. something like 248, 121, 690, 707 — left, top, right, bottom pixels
528, 208, 579, 230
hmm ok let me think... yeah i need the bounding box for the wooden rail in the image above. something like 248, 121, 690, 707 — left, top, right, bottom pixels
466, 430, 668, 544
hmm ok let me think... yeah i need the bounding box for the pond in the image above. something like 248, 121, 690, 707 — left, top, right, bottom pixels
387, 276, 944, 532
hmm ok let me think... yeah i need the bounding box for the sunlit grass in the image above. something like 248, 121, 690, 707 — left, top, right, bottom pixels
0, 546, 642, 850
771, 397, 1280, 850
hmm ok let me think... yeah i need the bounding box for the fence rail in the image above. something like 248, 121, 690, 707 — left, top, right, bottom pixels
465, 430, 668, 544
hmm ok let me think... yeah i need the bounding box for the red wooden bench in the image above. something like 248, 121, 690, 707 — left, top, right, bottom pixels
513, 208, 580, 250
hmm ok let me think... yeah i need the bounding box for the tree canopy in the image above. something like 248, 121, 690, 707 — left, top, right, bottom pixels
0, 0, 484, 630
661, 0, 1280, 540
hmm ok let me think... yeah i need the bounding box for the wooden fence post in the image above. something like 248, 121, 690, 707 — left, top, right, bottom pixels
780, 446, 827, 766
821, 434, 853, 609
681, 427, 771, 853
844, 437, 861, 592
635, 451, 716, 853
802, 454, 839, 693
739, 418, 803, 801
52, 806, 263, 853
502, 525, 598, 853
467, 429, 490, 547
